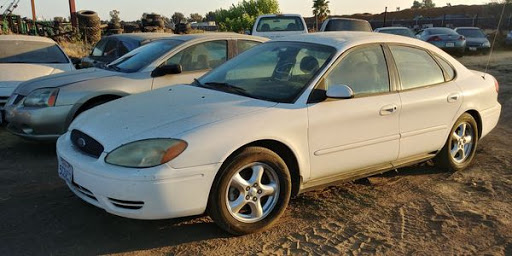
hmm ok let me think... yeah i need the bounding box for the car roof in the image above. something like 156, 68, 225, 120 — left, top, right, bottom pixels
274, 31, 435, 51
376, 27, 410, 30
454, 27, 481, 30
169, 32, 268, 42
106, 33, 177, 41
0, 35, 57, 44
257, 14, 303, 18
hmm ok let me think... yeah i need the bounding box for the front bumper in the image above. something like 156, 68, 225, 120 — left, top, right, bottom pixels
56, 133, 221, 220
4, 103, 74, 140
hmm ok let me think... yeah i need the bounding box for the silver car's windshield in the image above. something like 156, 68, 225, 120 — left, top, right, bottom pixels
0, 40, 69, 64
196, 42, 336, 103
108, 39, 183, 73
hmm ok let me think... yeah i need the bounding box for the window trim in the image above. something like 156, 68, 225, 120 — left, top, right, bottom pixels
160, 39, 229, 74
308, 43, 395, 103
386, 43, 455, 92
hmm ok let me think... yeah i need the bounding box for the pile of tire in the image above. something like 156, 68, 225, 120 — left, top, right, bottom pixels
175, 23, 191, 34
142, 13, 165, 28
77, 10, 101, 44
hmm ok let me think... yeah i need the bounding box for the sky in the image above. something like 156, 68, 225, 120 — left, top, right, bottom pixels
6, 0, 488, 21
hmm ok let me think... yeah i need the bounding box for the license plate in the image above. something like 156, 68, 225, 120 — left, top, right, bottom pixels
58, 158, 73, 184
469, 47, 477, 51
446, 43, 455, 47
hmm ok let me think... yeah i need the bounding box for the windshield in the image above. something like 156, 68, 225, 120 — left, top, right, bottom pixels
427, 28, 458, 35
457, 29, 486, 38
256, 17, 305, 32
197, 42, 336, 103
324, 19, 372, 32
108, 39, 183, 73
380, 28, 415, 37
0, 40, 69, 64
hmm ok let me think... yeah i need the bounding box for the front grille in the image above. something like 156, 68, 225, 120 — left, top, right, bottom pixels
12, 95, 24, 105
72, 181, 97, 201
71, 130, 104, 158
108, 198, 144, 210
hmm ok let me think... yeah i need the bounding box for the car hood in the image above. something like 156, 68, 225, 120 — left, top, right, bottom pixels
13, 68, 118, 95
0, 63, 65, 87
70, 85, 278, 152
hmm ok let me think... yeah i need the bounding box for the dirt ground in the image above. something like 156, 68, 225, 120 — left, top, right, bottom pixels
1, 52, 512, 256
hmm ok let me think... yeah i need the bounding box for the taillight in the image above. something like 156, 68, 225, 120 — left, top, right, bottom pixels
427, 36, 442, 42
458, 35, 465, 41
494, 77, 499, 93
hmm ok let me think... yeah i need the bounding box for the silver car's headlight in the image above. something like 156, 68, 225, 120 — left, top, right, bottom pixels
482, 41, 491, 47
105, 139, 188, 168
23, 88, 59, 107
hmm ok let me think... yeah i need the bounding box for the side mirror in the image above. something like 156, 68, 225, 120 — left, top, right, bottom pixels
151, 64, 183, 77
326, 84, 354, 99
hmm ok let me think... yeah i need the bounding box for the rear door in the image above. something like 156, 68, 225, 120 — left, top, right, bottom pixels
388, 45, 462, 159
152, 40, 229, 89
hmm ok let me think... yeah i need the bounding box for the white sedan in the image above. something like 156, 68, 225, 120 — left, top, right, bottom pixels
56, 32, 501, 235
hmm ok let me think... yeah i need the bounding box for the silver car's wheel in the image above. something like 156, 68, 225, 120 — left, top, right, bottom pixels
449, 122, 475, 163
435, 113, 479, 172
226, 162, 280, 223
208, 146, 291, 235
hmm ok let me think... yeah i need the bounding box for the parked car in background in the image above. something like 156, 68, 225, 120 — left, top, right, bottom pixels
454, 27, 491, 54
251, 14, 308, 39
4, 33, 267, 140
505, 30, 512, 46
374, 27, 416, 38
320, 18, 372, 32
80, 33, 176, 69
0, 35, 75, 121
417, 27, 466, 56
57, 32, 500, 235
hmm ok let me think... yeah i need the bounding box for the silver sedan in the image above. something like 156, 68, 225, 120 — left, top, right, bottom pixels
4, 33, 267, 140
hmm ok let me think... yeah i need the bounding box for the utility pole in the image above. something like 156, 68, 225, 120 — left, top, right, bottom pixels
69, 0, 77, 29
30, 0, 36, 34
383, 7, 388, 27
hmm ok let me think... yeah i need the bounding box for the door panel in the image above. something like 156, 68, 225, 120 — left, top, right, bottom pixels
308, 94, 401, 179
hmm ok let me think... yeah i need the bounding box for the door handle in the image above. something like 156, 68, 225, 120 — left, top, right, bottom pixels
447, 93, 460, 103
380, 104, 398, 116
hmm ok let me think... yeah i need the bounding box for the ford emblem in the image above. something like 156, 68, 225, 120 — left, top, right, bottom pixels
77, 138, 87, 148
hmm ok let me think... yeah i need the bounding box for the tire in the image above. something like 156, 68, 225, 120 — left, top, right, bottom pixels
434, 113, 479, 172
208, 146, 292, 235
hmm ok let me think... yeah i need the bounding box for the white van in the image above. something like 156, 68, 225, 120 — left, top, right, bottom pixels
251, 14, 308, 39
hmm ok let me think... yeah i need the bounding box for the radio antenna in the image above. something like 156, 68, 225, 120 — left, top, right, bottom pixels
484, 1, 508, 78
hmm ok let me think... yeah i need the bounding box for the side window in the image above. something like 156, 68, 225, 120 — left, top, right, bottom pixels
103, 39, 118, 58
324, 45, 390, 96
237, 40, 261, 54
433, 55, 455, 81
166, 40, 227, 72
390, 46, 445, 90
91, 39, 107, 57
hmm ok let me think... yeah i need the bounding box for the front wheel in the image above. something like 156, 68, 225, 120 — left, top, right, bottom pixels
434, 113, 479, 172
208, 147, 292, 235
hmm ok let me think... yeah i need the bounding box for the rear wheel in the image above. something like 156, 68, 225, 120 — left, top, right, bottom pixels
434, 113, 479, 172
208, 147, 291, 235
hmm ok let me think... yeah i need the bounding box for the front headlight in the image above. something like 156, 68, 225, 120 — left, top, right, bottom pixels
23, 88, 59, 107
105, 139, 188, 168
482, 41, 491, 47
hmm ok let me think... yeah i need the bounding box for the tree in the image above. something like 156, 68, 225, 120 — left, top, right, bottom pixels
204, 11, 216, 22
412, 0, 422, 9
313, 0, 330, 26
109, 10, 121, 25
172, 12, 185, 24
213, 0, 280, 32
189, 13, 203, 23
411, 0, 435, 9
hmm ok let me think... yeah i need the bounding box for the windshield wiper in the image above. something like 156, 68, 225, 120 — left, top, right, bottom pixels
203, 82, 254, 98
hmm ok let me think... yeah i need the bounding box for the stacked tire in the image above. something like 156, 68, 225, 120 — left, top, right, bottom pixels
77, 10, 101, 44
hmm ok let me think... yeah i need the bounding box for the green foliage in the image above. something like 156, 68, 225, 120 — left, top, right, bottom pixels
189, 13, 203, 22
172, 12, 185, 24
411, 0, 435, 9
213, 0, 280, 32
312, 0, 330, 22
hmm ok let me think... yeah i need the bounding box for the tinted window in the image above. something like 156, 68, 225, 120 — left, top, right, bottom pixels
108, 39, 183, 73
0, 40, 69, 63
324, 19, 372, 32
103, 39, 118, 58
198, 42, 335, 103
237, 40, 261, 54
91, 39, 108, 57
166, 40, 227, 72
433, 55, 455, 81
390, 46, 445, 90
456, 29, 486, 38
256, 17, 305, 32
324, 45, 389, 95
379, 28, 415, 37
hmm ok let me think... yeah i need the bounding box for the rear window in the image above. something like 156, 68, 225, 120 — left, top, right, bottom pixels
256, 17, 305, 32
427, 28, 458, 35
0, 40, 69, 64
324, 19, 372, 32
379, 28, 415, 37
456, 29, 486, 38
